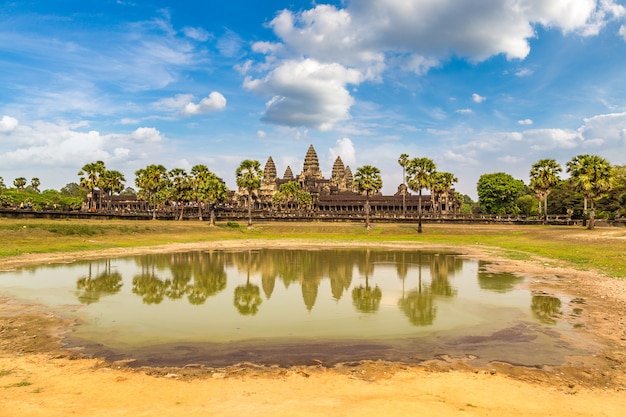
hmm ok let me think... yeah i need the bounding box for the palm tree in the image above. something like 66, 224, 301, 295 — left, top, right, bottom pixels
398, 153, 410, 217
135, 164, 168, 220
30, 178, 41, 193
406, 157, 436, 233
235, 159, 263, 227
529, 159, 562, 223
78, 161, 105, 211
13, 177, 27, 190
353, 165, 383, 229
167, 168, 190, 220
430, 171, 458, 215
566, 154, 612, 229
100, 170, 126, 212
204, 172, 229, 226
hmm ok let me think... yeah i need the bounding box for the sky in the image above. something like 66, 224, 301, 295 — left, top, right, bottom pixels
1, 0, 626, 199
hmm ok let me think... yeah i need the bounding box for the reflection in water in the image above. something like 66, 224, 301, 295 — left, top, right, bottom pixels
477, 261, 524, 293
75, 260, 123, 304
65, 250, 559, 327
531, 293, 562, 324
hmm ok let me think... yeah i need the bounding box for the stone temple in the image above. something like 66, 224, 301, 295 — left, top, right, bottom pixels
238, 144, 461, 216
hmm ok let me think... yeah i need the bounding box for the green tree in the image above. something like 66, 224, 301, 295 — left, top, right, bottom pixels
529, 159, 562, 223
477, 172, 525, 214
78, 161, 105, 211
167, 168, 190, 220
353, 165, 383, 229
13, 176, 27, 191
566, 154, 612, 229
30, 177, 41, 193
430, 171, 458, 214
272, 181, 312, 212
235, 159, 263, 227
100, 169, 126, 211
0, 176, 5, 191
135, 164, 168, 220
203, 171, 229, 226
406, 157, 436, 233
398, 153, 410, 216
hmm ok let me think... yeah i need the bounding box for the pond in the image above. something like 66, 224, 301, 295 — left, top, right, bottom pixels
0, 248, 585, 368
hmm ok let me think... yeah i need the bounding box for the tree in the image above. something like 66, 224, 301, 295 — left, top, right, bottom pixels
100, 170, 126, 211
205, 174, 229, 226
477, 172, 525, 214
235, 159, 263, 227
167, 168, 190, 220
566, 154, 612, 229
272, 181, 312, 212
430, 171, 457, 214
406, 157, 436, 233
529, 159, 562, 223
13, 177, 27, 191
78, 161, 105, 211
0, 176, 5, 191
135, 164, 168, 220
353, 165, 383, 229
398, 153, 410, 216
30, 178, 41, 193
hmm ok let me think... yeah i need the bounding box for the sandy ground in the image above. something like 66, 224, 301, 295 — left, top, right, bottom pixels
1, 237, 626, 416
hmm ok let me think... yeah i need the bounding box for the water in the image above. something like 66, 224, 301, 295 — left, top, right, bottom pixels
0, 249, 583, 367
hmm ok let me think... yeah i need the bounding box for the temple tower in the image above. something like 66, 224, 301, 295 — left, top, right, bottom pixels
262, 156, 277, 186
331, 156, 347, 191
300, 144, 323, 180
344, 166, 354, 192
283, 166, 294, 182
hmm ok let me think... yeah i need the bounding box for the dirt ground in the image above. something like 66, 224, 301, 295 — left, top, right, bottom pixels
1, 236, 626, 416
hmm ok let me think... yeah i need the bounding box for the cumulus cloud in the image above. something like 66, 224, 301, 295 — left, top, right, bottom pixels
518, 119, 534, 125
472, 93, 486, 103
245, 1, 624, 131
179, 92, 227, 116
328, 137, 357, 169
130, 127, 165, 142
244, 59, 362, 131
0, 115, 19, 132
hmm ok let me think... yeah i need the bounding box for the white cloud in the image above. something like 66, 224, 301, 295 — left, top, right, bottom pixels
515, 67, 534, 77
0, 115, 19, 132
244, 59, 362, 131
153, 94, 194, 111
518, 119, 534, 125
620, 24, 626, 40
130, 127, 165, 142
182, 26, 210, 42
180, 92, 227, 116
328, 137, 357, 169
472, 93, 486, 103
217, 30, 244, 57
579, 111, 626, 145
257, 130, 266, 138
456, 109, 473, 114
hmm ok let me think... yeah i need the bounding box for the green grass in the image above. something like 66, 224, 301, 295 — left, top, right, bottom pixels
1, 218, 625, 278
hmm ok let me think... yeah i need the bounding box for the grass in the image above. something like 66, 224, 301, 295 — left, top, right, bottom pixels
1, 218, 625, 278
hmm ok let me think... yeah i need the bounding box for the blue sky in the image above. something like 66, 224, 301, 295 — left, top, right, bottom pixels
1, 0, 626, 199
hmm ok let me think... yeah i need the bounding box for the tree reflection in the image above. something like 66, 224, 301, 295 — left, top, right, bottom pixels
398, 252, 437, 326
75, 260, 122, 304
398, 285, 436, 326
233, 250, 263, 315
531, 293, 562, 324
477, 261, 523, 293
352, 250, 382, 313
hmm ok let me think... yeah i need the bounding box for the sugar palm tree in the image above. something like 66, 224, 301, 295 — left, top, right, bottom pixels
100, 170, 126, 211
406, 157, 436, 233
235, 159, 263, 227
529, 159, 562, 223
398, 153, 410, 216
135, 164, 168, 220
204, 172, 229, 226
566, 154, 612, 229
167, 168, 190, 220
78, 161, 105, 211
30, 177, 41, 193
353, 165, 383, 229
430, 171, 457, 215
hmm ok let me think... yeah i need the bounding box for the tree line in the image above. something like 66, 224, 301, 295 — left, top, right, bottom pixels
1, 152, 623, 230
